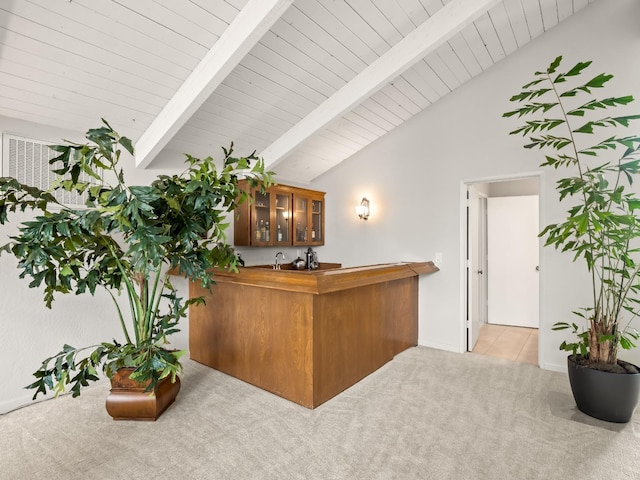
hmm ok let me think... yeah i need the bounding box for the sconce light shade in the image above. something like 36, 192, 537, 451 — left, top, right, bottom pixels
357, 197, 370, 220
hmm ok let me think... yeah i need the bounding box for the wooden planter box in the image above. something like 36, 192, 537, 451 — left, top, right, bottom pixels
105, 368, 181, 421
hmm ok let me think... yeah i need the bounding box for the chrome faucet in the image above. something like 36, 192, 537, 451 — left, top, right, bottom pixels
275, 251, 285, 270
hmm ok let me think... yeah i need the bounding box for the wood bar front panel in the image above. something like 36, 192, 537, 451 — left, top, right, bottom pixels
312, 277, 418, 406
190, 281, 315, 407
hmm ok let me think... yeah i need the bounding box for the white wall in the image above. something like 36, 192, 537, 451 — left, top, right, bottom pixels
311, 0, 640, 371
0, 117, 189, 413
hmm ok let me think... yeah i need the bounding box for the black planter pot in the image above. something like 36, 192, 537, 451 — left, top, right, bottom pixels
567, 355, 640, 423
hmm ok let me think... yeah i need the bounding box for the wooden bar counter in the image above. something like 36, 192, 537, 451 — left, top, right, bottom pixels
189, 262, 439, 408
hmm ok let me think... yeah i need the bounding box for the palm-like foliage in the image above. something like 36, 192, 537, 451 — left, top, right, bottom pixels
504, 56, 640, 366
0, 120, 272, 397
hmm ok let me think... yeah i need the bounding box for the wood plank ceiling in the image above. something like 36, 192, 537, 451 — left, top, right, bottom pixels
0, 0, 596, 184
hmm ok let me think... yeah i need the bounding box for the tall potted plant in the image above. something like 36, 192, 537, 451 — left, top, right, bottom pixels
0, 120, 272, 420
504, 56, 640, 422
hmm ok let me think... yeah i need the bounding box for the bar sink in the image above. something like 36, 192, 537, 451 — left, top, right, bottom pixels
249, 262, 342, 271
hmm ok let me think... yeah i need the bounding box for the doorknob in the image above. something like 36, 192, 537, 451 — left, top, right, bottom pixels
477, 270, 483, 275
535, 266, 539, 271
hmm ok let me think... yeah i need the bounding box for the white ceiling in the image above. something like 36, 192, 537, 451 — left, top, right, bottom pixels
0, 0, 596, 184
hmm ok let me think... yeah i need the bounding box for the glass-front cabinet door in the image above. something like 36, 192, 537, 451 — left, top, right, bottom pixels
252, 189, 271, 246
311, 198, 323, 244
293, 193, 324, 246
274, 192, 291, 245
293, 196, 308, 244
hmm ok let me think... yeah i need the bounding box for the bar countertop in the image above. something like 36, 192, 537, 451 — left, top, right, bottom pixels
209, 261, 440, 294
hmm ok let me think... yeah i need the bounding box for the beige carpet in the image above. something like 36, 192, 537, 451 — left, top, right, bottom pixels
1, 346, 639, 480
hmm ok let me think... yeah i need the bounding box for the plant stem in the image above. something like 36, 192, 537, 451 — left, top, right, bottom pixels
107, 243, 144, 346
105, 288, 132, 344
546, 71, 600, 321
144, 268, 163, 342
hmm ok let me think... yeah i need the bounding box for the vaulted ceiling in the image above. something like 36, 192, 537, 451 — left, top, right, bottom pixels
0, 0, 596, 184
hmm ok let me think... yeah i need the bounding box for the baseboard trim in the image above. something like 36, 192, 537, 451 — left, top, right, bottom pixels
0, 375, 113, 415
0, 393, 40, 415
418, 339, 462, 354
540, 361, 567, 374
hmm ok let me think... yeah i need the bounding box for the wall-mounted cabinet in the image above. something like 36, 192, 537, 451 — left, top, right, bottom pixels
234, 180, 325, 247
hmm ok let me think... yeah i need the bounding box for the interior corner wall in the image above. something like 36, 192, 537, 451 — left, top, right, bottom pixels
311, 0, 640, 371
0, 117, 189, 414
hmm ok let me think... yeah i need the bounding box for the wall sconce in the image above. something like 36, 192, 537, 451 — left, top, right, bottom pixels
356, 197, 370, 221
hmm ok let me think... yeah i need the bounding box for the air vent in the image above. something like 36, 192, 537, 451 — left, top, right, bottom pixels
2, 134, 91, 207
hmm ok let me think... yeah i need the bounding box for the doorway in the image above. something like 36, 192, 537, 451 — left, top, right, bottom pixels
465, 176, 540, 364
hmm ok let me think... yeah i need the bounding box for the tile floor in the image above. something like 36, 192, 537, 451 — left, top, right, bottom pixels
472, 323, 538, 365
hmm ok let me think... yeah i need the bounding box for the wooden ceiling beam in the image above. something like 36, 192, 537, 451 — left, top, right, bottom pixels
260, 0, 502, 169
135, 0, 293, 168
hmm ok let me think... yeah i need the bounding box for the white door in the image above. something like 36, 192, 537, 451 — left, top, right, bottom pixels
467, 186, 487, 351
487, 195, 539, 328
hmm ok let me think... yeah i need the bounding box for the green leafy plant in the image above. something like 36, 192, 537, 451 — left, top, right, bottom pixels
504, 56, 640, 367
0, 120, 273, 397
